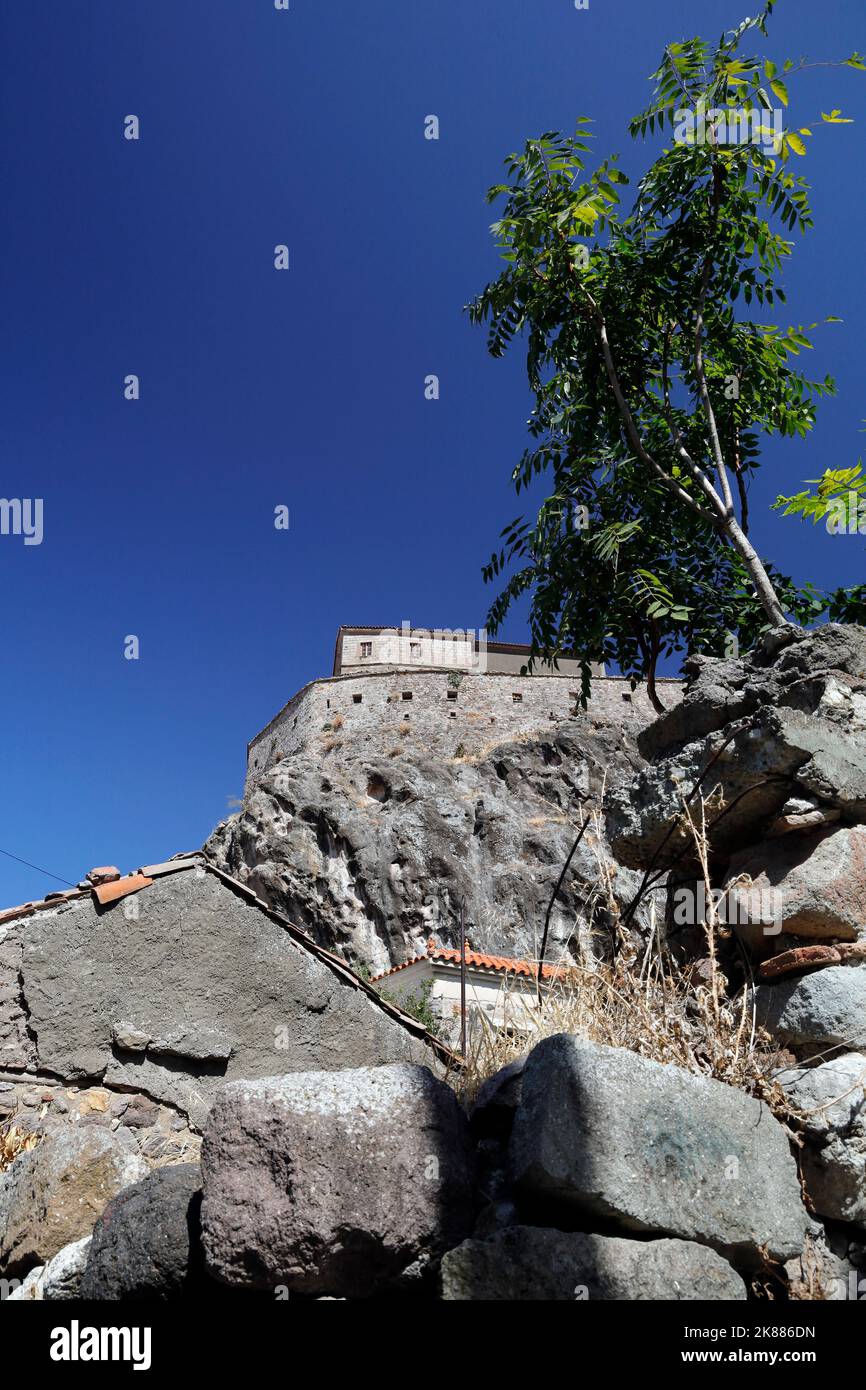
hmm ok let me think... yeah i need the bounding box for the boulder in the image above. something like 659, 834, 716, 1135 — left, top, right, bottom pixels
201, 1064, 475, 1296
509, 1035, 810, 1265
726, 826, 866, 951
755, 967, 866, 1052
81, 1164, 205, 1300
778, 1054, 866, 1228
0, 1127, 147, 1277
440, 1227, 746, 1300
6, 1236, 91, 1300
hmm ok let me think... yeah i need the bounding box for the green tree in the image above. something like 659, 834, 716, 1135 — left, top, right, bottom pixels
471, 1, 863, 705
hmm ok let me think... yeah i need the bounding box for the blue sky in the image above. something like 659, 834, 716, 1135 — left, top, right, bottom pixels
1, 0, 863, 905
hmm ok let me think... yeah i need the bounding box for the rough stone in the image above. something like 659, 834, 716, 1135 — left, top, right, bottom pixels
206, 718, 659, 974
0, 1126, 147, 1277
81, 1164, 205, 1300
726, 826, 866, 950
608, 626, 866, 869
8, 1236, 92, 1300
755, 967, 866, 1052
201, 1064, 475, 1296
758, 946, 842, 982
440, 1227, 746, 1300
509, 1035, 810, 1265
778, 1054, 866, 1228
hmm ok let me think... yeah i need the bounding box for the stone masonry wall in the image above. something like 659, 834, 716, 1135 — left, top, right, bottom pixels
245, 670, 682, 795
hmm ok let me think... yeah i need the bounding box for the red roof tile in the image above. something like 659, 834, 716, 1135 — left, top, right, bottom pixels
370, 937, 569, 984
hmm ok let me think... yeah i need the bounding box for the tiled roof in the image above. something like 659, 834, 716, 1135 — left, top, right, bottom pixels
0, 854, 456, 1065
370, 936, 570, 984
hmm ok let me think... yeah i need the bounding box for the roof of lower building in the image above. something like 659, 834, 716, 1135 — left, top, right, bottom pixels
370, 936, 570, 984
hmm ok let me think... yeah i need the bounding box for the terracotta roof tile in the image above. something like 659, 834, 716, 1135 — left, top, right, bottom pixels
370, 939, 569, 984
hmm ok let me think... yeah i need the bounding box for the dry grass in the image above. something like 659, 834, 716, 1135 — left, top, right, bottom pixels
449, 795, 793, 1126
330, 713, 344, 731
0, 1123, 42, 1173
451, 947, 789, 1118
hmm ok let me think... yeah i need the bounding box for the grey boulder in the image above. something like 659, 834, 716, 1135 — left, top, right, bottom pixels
755, 967, 866, 1052
6, 1236, 91, 1300
440, 1227, 746, 1300
778, 1054, 866, 1228
201, 1063, 475, 1296
509, 1035, 809, 1265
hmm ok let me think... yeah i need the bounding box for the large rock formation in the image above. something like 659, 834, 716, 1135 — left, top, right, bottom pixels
608, 624, 866, 869
207, 720, 655, 974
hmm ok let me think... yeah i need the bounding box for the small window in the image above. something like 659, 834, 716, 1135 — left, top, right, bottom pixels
402, 691, 413, 701
621, 692, 632, 703
449, 712, 456, 719
360, 642, 373, 658
410, 641, 421, 658
353, 694, 362, 705
447, 690, 458, 701
512, 692, 523, 704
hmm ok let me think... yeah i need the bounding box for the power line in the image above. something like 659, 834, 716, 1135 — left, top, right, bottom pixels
0, 847, 76, 889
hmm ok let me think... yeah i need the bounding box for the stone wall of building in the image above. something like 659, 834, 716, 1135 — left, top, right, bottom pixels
245, 669, 682, 794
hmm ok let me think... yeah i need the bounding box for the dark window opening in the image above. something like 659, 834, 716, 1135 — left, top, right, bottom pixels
447, 690, 458, 701
353, 694, 362, 704
512, 692, 523, 704
402, 691, 413, 701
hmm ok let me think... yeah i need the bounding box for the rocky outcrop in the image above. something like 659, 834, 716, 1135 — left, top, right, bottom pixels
440, 1227, 747, 1300
508, 1035, 810, 1266
608, 624, 866, 869
200, 1064, 476, 1296
206, 722, 654, 974
725, 825, 866, 952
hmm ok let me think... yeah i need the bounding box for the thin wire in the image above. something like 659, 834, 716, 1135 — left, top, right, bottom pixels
0, 847, 76, 889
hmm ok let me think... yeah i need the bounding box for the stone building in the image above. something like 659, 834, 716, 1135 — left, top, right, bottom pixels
245, 624, 680, 795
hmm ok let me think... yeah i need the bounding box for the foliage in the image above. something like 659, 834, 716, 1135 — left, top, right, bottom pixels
470, 0, 863, 700
378, 979, 441, 1037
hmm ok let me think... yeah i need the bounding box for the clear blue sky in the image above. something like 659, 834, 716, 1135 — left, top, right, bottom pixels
1, 0, 863, 905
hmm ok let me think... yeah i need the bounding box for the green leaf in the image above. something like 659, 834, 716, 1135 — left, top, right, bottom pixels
769, 78, 789, 107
